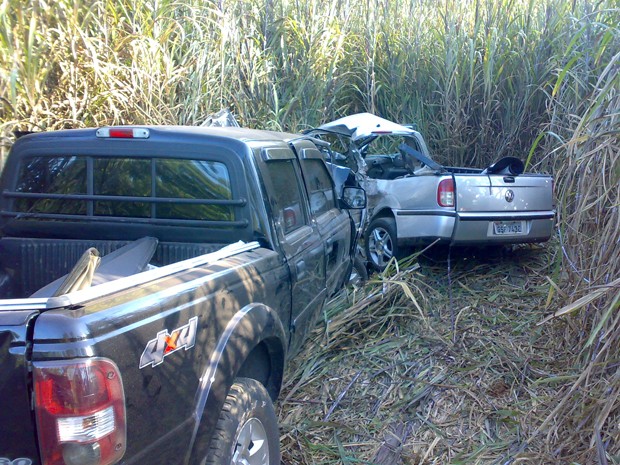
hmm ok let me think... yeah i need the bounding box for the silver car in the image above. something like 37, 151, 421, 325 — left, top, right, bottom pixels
309, 113, 555, 270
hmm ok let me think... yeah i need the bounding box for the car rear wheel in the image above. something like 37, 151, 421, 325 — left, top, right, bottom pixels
204, 378, 280, 465
366, 217, 400, 270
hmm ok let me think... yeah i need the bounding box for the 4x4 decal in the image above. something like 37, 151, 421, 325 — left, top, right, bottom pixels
140, 317, 198, 368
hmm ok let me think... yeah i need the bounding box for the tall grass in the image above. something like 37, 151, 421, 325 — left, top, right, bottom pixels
2, 0, 614, 164
0, 0, 619, 461
538, 42, 619, 462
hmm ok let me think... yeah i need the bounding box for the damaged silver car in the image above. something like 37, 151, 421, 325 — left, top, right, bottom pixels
308, 113, 555, 270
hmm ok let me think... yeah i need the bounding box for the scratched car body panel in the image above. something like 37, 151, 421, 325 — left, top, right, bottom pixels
0, 126, 364, 464
308, 113, 555, 269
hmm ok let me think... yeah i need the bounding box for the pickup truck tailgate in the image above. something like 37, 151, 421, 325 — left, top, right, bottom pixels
0, 309, 40, 463
455, 174, 553, 212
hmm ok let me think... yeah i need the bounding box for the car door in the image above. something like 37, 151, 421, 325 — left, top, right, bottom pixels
291, 141, 353, 297
259, 147, 327, 356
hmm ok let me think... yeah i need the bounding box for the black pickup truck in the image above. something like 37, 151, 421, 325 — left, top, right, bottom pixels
0, 126, 365, 465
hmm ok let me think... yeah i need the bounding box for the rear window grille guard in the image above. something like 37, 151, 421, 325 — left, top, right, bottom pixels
1, 191, 248, 228
3, 191, 246, 206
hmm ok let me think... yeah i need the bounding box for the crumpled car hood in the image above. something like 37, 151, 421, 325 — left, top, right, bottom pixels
316, 113, 416, 141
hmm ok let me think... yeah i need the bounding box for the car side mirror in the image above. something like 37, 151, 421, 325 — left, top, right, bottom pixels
340, 186, 367, 209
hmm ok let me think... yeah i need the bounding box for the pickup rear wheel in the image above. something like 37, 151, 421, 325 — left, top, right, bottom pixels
366, 217, 399, 271
205, 378, 280, 465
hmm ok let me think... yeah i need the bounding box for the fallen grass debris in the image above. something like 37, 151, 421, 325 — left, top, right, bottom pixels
278, 244, 619, 464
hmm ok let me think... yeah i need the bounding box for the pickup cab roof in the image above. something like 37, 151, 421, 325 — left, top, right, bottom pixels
308, 113, 439, 173
13, 125, 300, 147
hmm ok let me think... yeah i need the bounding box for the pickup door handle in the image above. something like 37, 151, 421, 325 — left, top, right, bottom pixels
295, 259, 306, 279
325, 238, 334, 255
503, 176, 515, 183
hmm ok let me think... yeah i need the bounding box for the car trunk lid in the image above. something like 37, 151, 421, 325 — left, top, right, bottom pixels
454, 174, 554, 213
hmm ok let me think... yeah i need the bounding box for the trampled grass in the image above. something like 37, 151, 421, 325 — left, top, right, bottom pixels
279, 245, 618, 464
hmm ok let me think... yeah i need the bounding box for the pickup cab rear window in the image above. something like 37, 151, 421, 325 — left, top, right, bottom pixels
14, 156, 88, 214
13, 156, 235, 222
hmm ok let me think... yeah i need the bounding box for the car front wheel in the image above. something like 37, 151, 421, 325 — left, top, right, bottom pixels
204, 378, 280, 465
365, 217, 400, 270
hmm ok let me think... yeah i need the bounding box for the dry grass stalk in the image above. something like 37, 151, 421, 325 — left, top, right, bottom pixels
278, 246, 602, 464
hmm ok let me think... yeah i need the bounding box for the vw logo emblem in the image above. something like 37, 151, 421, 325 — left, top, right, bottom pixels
505, 189, 515, 203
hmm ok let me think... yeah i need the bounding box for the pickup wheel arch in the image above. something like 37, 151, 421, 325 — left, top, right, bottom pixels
236, 339, 283, 400
186, 303, 287, 465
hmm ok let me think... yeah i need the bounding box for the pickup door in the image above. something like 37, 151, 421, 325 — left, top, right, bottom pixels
452, 173, 554, 243
259, 147, 326, 356
293, 141, 353, 297
259, 142, 351, 356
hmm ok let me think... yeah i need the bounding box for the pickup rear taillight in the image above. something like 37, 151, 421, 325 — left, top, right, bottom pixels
33, 358, 126, 465
437, 178, 455, 207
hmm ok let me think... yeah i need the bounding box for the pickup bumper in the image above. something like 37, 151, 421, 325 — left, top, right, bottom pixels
394, 210, 555, 246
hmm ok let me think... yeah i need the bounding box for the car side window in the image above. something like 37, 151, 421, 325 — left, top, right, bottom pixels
264, 160, 307, 235
301, 159, 336, 217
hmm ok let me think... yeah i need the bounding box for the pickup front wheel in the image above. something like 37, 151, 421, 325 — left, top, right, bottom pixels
366, 217, 400, 271
205, 378, 280, 465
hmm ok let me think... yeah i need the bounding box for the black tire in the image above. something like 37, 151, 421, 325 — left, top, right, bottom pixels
205, 378, 280, 465
348, 254, 368, 286
365, 217, 400, 271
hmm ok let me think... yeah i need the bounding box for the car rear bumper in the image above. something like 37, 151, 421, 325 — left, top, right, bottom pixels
395, 210, 455, 246
393, 210, 555, 246
451, 211, 555, 245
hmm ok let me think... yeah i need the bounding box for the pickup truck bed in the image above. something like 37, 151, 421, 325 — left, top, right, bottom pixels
0, 236, 226, 298
1, 240, 286, 464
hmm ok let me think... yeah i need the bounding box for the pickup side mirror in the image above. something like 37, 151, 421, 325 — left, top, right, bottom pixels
339, 186, 367, 210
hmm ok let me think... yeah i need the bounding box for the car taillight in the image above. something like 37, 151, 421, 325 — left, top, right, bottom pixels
437, 178, 455, 207
33, 358, 126, 465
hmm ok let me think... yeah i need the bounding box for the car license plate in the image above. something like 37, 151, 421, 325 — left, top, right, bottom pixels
493, 221, 524, 235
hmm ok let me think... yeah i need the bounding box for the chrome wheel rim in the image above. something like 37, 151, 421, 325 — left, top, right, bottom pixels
368, 226, 393, 268
232, 418, 269, 465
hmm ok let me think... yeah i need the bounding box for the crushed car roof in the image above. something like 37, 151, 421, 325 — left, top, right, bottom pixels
316, 113, 416, 141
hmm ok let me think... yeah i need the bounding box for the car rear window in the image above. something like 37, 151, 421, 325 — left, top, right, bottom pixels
13, 156, 235, 222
